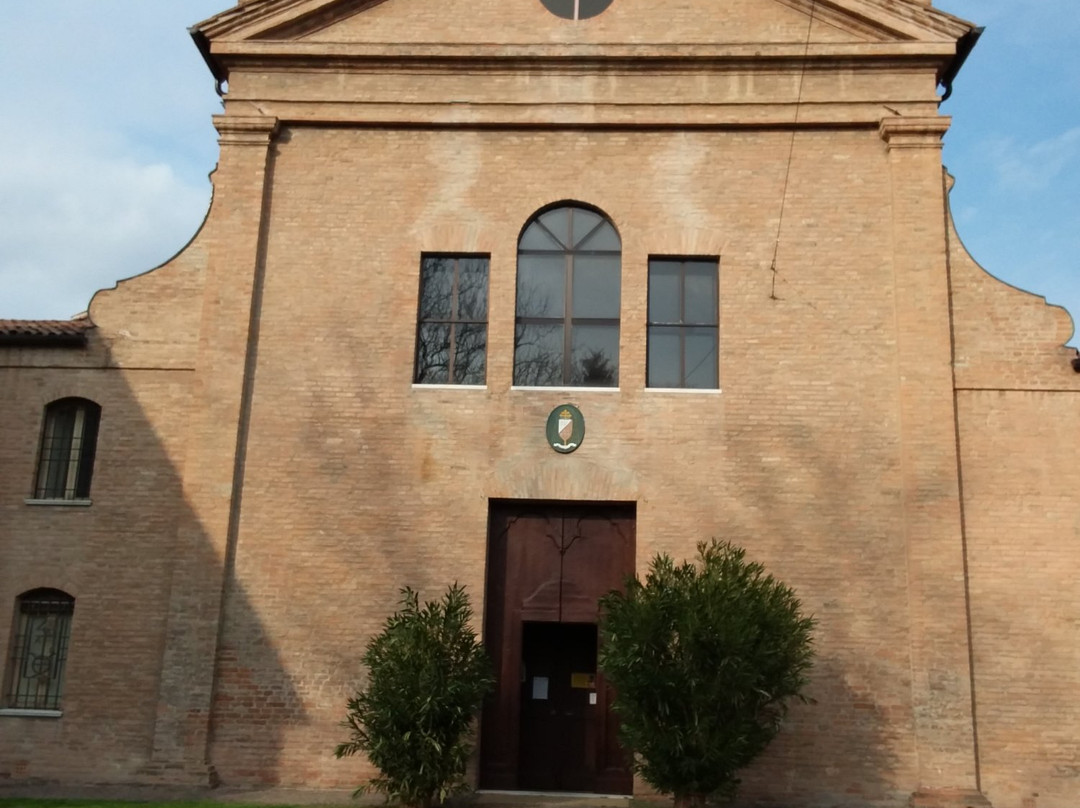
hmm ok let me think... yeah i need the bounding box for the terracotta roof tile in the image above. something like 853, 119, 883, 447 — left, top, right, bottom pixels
0, 319, 92, 346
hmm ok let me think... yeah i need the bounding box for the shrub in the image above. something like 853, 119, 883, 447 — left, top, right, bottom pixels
598, 540, 815, 807
335, 583, 494, 808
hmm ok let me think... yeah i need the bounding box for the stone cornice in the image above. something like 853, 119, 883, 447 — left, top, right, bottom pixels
879, 114, 950, 149
776, 0, 974, 42
219, 101, 939, 130
213, 114, 281, 146
215, 43, 950, 130
208, 40, 960, 67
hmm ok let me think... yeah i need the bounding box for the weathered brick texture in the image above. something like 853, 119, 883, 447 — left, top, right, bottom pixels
1, 2, 1076, 807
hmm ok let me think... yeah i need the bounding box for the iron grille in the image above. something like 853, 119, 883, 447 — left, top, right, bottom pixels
6, 590, 74, 710
33, 399, 100, 500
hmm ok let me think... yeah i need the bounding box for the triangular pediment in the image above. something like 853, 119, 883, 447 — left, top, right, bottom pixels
195, 0, 975, 47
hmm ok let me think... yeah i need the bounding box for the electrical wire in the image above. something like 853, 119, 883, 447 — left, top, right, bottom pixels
770, 0, 818, 300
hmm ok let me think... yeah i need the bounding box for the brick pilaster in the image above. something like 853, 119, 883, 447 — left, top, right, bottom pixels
145, 115, 279, 783
880, 115, 990, 808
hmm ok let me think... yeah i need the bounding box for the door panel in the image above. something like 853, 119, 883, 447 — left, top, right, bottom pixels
560, 511, 634, 623
513, 511, 563, 622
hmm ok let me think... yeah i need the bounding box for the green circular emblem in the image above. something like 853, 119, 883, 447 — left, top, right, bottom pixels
546, 404, 585, 454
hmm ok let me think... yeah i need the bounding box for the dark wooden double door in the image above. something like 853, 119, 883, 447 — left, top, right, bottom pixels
480, 502, 635, 795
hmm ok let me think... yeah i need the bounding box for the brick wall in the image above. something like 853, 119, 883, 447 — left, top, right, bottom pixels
949, 185, 1080, 808
957, 390, 1080, 808
202, 122, 934, 802
0, 347, 194, 781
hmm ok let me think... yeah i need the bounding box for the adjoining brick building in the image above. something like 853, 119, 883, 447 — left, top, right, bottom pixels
2, 1, 1077, 806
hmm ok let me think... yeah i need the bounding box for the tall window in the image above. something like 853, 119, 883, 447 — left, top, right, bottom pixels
33, 398, 101, 500
4, 589, 74, 711
514, 205, 621, 387
647, 258, 719, 389
414, 255, 489, 385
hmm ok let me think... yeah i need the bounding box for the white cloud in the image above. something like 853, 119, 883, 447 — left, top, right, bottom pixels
0, 131, 210, 319
986, 127, 1080, 194
0, 2, 222, 319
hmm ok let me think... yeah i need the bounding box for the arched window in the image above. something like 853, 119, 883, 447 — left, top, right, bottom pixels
4, 589, 75, 711
514, 204, 621, 387
33, 398, 101, 501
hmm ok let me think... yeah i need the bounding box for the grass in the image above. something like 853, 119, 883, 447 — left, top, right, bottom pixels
0, 798, 656, 808
0, 802, 315, 808
0, 805, 654, 808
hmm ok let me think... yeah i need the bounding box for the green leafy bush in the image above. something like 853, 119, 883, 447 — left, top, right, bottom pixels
335, 583, 494, 808
598, 540, 815, 807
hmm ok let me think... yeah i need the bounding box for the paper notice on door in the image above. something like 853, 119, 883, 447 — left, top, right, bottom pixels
532, 676, 549, 700
589, 692, 597, 705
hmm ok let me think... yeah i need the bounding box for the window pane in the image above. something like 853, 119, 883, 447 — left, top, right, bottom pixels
453, 324, 487, 385
647, 326, 681, 388
572, 254, 620, 318
576, 219, 620, 251
571, 324, 619, 386
538, 208, 572, 248
517, 254, 566, 318
514, 323, 564, 386
457, 258, 489, 320
684, 327, 719, 389
42, 431, 72, 499
684, 262, 718, 325
578, 0, 615, 18
570, 209, 602, 248
415, 322, 450, 384
418, 257, 453, 320
73, 406, 100, 499
648, 261, 681, 323
519, 221, 563, 251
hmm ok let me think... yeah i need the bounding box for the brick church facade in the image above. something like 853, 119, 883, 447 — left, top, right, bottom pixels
1, 1, 1078, 806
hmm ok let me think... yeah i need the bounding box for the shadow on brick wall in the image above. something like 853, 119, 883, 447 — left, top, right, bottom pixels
710, 402, 929, 807
0, 337, 306, 788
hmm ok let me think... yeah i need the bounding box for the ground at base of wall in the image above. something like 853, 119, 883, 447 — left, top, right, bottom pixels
0, 787, 652, 808
0, 786, 357, 808
0, 789, 951, 808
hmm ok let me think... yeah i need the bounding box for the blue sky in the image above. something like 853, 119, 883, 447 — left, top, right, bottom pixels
1, 1, 1077, 344
941, 0, 1080, 345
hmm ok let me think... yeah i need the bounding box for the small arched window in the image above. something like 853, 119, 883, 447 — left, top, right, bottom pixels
4, 588, 75, 711
33, 398, 101, 501
514, 204, 621, 387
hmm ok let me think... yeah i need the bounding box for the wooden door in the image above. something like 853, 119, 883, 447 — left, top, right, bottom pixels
480, 501, 634, 794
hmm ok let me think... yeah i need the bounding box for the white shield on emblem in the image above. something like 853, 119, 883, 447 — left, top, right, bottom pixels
558, 418, 573, 443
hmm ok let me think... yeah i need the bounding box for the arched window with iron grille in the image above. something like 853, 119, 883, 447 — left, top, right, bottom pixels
4, 588, 75, 711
